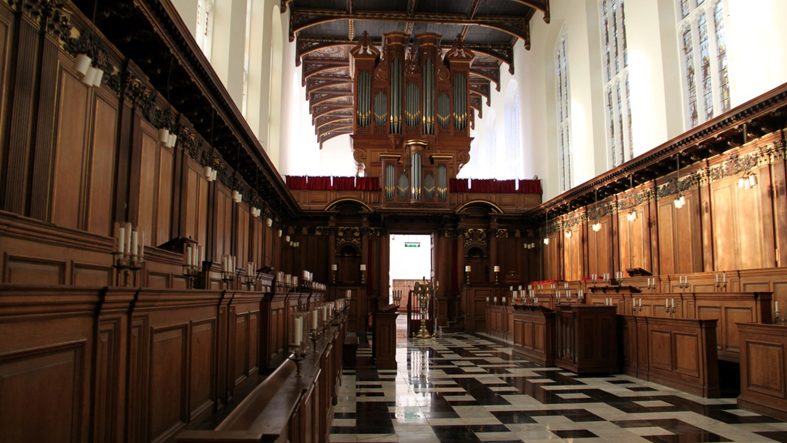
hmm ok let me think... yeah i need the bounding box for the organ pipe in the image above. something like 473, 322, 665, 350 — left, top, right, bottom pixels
423, 59, 434, 135
411, 152, 421, 200
391, 58, 402, 134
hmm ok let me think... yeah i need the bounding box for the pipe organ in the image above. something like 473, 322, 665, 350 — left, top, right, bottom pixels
351, 32, 475, 208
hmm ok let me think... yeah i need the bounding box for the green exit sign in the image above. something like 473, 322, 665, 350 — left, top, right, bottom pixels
404, 242, 420, 248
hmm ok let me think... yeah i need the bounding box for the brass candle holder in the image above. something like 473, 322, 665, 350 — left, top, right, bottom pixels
182, 263, 201, 289
113, 252, 143, 287
288, 343, 304, 377
413, 279, 433, 339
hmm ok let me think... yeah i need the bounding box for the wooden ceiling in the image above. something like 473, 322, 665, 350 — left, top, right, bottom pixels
285, 0, 550, 146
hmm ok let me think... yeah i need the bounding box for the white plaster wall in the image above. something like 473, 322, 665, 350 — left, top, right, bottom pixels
210, 0, 247, 106
726, 0, 787, 107
171, 0, 197, 35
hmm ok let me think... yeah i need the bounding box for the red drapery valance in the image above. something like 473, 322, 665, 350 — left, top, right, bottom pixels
518, 179, 543, 194
307, 176, 331, 190
494, 180, 516, 193
449, 178, 469, 192
356, 177, 380, 191
332, 176, 355, 190
285, 176, 307, 190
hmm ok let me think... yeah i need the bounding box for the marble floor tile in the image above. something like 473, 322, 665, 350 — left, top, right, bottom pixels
330, 331, 787, 443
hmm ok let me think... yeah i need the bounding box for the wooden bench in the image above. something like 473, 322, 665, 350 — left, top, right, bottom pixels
177, 321, 345, 443
619, 315, 720, 397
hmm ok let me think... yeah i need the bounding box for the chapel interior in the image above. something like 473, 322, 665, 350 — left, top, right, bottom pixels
2, 0, 787, 442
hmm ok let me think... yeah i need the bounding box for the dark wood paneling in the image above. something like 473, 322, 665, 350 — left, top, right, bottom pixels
738, 323, 787, 421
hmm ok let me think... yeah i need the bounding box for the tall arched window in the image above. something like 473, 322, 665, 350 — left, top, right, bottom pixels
195, 0, 214, 58
555, 30, 572, 192
505, 81, 523, 180
678, 0, 730, 128
601, 0, 633, 168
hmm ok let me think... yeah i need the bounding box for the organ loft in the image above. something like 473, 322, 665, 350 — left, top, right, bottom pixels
1, 0, 787, 442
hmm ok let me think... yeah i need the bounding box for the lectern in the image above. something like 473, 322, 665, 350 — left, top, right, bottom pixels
554, 305, 617, 374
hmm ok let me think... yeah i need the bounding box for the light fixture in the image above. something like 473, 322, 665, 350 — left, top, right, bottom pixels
673, 193, 686, 209
232, 190, 243, 204
285, 235, 290, 242
73, 53, 91, 76
266, 218, 273, 227
739, 171, 758, 189
591, 189, 602, 232
167, 131, 178, 148
251, 207, 260, 217
278, 229, 282, 237
673, 152, 685, 210
565, 230, 572, 239
81, 66, 103, 87
543, 210, 549, 246
627, 209, 637, 222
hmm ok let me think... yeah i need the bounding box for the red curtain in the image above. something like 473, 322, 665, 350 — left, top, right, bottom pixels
471, 179, 494, 193
518, 179, 543, 194
449, 178, 469, 192
307, 176, 331, 190
332, 176, 355, 190
357, 177, 380, 191
494, 180, 516, 193
286, 176, 307, 190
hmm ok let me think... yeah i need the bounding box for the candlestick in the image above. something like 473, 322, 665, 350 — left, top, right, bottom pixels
493, 265, 500, 272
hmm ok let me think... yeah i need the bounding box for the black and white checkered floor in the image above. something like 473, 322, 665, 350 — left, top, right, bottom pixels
330, 332, 787, 442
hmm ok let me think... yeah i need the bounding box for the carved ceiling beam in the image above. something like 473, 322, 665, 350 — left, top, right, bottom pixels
468, 0, 483, 19
315, 116, 354, 133
302, 64, 349, 85
290, 9, 531, 46
312, 105, 353, 122
297, 36, 514, 72
305, 80, 352, 98
318, 127, 353, 147
509, 0, 550, 23
309, 94, 353, 109
470, 67, 501, 91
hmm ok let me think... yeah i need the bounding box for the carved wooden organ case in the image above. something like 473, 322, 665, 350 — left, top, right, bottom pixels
351, 32, 475, 209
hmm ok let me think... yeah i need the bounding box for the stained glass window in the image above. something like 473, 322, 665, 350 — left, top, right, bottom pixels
601, 0, 633, 168
556, 31, 572, 192
678, 0, 730, 128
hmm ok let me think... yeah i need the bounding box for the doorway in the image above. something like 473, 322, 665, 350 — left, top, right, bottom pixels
389, 234, 432, 338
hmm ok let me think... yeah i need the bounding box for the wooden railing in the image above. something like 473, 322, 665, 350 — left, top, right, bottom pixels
0, 284, 338, 443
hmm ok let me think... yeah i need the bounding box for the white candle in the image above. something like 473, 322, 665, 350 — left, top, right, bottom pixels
502, 296, 506, 304
465, 265, 471, 272
360, 264, 366, 271
131, 229, 139, 257
775, 301, 779, 313
303, 270, 308, 279
118, 226, 125, 254
125, 222, 132, 255
509, 286, 514, 291
322, 306, 327, 322
294, 316, 303, 345
639, 298, 642, 307
715, 273, 719, 283
346, 290, 351, 299
331, 264, 338, 271
486, 296, 489, 303
186, 245, 192, 266
671, 299, 675, 308
723, 272, 726, 283
493, 296, 497, 304
494, 266, 500, 272
666, 299, 669, 308
312, 309, 318, 329
140, 229, 145, 259
679, 275, 683, 285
